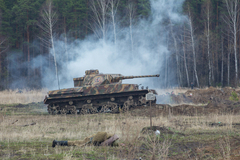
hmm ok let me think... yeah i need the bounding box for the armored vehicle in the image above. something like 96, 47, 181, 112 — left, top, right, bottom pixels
44, 70, 159, 115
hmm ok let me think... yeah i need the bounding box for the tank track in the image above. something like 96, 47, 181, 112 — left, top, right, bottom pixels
46, 91, 156, 115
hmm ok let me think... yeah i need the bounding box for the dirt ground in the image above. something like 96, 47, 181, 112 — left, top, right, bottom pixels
134, 87, 240, 117
171, 87, 239, 104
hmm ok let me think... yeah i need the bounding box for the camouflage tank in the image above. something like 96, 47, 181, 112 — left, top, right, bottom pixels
44, 70, 159, 115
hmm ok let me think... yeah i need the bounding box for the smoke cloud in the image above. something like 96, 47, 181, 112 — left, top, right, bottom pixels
8, 0, 186, 98
48, 0, 186, 90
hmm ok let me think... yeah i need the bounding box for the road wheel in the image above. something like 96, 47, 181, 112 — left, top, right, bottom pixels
80, 108, 88, 115
60, 108, 67, 114
122, 102, 129, 112
90, 107, 98, 114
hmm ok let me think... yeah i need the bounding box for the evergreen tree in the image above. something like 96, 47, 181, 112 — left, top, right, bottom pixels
137, 0, 150, 18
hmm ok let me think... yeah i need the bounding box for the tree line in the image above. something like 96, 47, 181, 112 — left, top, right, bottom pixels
161, 0, 240, 88
0, 0, 239, 89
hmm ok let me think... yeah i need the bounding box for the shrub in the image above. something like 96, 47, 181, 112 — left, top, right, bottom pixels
229, 91, 239, 101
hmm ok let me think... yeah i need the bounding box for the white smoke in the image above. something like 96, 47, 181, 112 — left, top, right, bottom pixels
43, 0, 186, 92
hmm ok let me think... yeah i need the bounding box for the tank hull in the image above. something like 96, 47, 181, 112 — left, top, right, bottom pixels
44, 84, 156, 115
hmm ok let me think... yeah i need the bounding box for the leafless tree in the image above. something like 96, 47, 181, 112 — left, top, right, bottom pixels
89, 0, 110, 41
180, 26, 190, 87
221, 35, 224, 86
187, 5, 199, 87
165, 36, 169, 87
170, 21, 182, 86
227, 35, 232, 86
202, 0, 213, 86
37, 0, 59, 89
127, 2, 136, 54
109, 0, 119, 45
223, 0, 240, 86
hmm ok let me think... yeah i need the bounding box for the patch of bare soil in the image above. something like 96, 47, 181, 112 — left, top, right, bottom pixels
131, 87, 240, 116
141, 126, 175, 134
172, 86, 239, 104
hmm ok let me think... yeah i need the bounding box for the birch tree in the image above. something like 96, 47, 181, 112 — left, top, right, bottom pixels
223, 0, 240, 86
227, 33, 231, 86
170, 21, 182, 86
127, 2, 136, 54
202, 0, 213, 86
109, 0, 119, 45
187, 5, 199, 87
89, 0, 110, 41
165, 35, 169, 88
38, 0, 59, 89
181, 25, 190, 87
221, 35, 224, 86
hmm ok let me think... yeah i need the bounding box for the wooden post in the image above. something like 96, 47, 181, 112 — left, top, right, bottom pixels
150, 100, 152, 127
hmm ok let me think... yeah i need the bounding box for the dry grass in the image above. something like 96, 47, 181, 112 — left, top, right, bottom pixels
1, 96, 240, 159
1, 107, 240, 159
1, 87, 240, 159
0, 89, 47, 104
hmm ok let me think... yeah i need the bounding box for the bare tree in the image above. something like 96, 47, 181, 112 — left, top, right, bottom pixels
170, 21, 182, 86
109, 0, 119, 45
223, 0, 240, 86
227, 33, 232, 86
165, 35, 169, 88
181, 26, 190, 87
127, 2, 136, 54
221, 35, 224, 86
89, 0, 110, 41
187, 5, 199, 87
202, 0, 213, 86
38, 0, 59, 89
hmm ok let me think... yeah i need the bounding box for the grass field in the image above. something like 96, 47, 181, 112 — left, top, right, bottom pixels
1, 89, 240, 159
1, 103, 240, 160
0, 89, 47, 104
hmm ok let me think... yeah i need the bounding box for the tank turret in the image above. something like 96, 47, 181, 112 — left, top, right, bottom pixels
73, 70, 159, 87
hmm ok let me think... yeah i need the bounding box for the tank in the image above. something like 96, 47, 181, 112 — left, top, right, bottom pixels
44, 69, 159, 115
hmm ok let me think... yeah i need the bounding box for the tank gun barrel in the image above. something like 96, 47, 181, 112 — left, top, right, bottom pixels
121, 74, 160, 80
112, 74, 159, 82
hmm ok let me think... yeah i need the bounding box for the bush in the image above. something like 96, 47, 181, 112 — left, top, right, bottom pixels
216, 83, 222, 87
229, 91, 239, 101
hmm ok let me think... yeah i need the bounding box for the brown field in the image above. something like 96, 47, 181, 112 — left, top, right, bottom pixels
0, 89, 47, 104
0, 88, 240, 159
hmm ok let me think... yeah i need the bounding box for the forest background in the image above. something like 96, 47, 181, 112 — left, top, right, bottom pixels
0, 0, 239, 90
